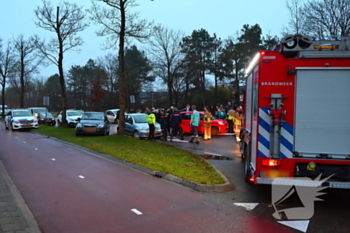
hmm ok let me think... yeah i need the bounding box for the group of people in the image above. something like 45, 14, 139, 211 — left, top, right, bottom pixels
136, 101, 243, 143
144, 106, 184, 142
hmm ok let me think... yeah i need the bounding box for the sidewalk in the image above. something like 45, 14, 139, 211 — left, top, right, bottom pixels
0, 160, 41, 233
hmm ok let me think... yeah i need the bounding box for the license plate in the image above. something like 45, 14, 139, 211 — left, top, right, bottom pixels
85, 128, 95, 133
24, 124, 31, 126
47, 120, 52, 122
261, 170, 289, 178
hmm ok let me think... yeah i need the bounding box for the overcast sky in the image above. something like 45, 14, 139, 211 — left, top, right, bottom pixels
1, 0, 290, 78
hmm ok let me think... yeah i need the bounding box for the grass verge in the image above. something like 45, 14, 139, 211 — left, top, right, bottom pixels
33, 126, 226, 185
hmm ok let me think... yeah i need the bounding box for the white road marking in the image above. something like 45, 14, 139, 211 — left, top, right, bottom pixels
131, 208, 143, 215
51, 158, 56, 161
278, 220, 310, 233
233, 203, 259, 211
35, 148, 38, 150
171, 138, 188, 143
218, 133, 235, 136
23, 141, 26, 143
78, 175, 85, 179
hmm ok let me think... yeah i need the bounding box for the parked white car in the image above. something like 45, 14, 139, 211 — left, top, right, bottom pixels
57, 110, 84, 127
105, 109, 120, 123
5, 109, 38, 131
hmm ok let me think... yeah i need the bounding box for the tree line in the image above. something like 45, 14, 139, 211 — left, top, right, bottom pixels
1, 0, 349, 133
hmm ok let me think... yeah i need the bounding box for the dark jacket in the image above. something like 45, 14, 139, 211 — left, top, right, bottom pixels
171, 110, 182, 126
160, 113, 169, 126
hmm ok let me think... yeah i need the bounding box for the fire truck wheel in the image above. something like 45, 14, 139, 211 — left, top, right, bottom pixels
240, 141, 245, 160
244, 147, 251, 183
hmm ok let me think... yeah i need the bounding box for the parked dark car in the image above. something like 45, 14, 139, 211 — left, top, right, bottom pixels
28, 107, 50, 124
39, 112, 56, 126
75, 112, 110, 136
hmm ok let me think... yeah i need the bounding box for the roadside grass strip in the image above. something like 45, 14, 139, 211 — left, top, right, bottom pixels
33, 126, 225, 185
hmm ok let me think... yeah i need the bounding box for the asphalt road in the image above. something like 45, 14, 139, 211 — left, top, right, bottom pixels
167, 134, 350, 233
1, 123, 349, 233
0, 126, 294, 233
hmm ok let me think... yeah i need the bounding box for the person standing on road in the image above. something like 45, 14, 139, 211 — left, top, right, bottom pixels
189, 105, 200, 144
204, 106, 212, 140
160, 109, 169, 141
227, 109, 235, 133
225, 101, 232, 114
146, 108, 156, 141
233, 106, 243, 143
170, 107, 184, 142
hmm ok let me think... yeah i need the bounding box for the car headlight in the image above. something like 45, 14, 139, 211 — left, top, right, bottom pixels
218, 121, 225, 125
97, 124, 105, 128
77, 123, 82, 128
67, 118, 74, 121
14, 121, 19, 124
139, 127, 148, 130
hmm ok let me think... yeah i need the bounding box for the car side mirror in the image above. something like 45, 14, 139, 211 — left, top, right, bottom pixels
77, 117, 81, 122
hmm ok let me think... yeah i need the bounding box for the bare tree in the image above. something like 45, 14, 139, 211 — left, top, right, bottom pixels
284, 0, 350, 39
96, 53, 119, 106
34, 0, 89, 126
0, 38, 15, 117
12, 35, 44, 108
89, 0, 153, 135
282, 0, 306, 36
148, 25, 185, 106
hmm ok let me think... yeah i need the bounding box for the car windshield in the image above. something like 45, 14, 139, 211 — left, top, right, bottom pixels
67, 111, 81, 117
33, 108, 47, 113
13, 110, 32, 117
133, 115, 147, 123
82, 112, 104, 121
41, 113, 53, 118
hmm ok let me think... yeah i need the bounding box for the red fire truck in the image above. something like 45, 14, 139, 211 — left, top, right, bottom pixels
240, 34, 350, 188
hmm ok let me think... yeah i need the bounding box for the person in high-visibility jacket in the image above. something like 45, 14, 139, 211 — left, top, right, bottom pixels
204, 106, 212, 140
146, 108, 156, 141
233, 107, 243, 143
227, 109, 235, 133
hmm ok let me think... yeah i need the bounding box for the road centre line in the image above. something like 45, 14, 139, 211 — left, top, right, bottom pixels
51, 158, 56, 161
131, 208, 142, 215
78, 175, 85, 179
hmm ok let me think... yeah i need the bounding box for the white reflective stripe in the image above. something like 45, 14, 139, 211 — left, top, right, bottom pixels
280, 143, 292, 158
281, 126, 293, 144
258, 141, 270, 158
259, 125, 270, 142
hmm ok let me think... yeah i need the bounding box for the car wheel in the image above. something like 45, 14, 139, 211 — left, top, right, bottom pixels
76, 132, 81, 136
211, 127, 219, 136
104, 129, 109, 136
11, 126, 16, 131
133, 131, 140, 139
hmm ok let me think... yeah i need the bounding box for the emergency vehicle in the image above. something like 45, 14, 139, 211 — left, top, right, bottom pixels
240, 34, 350, 188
